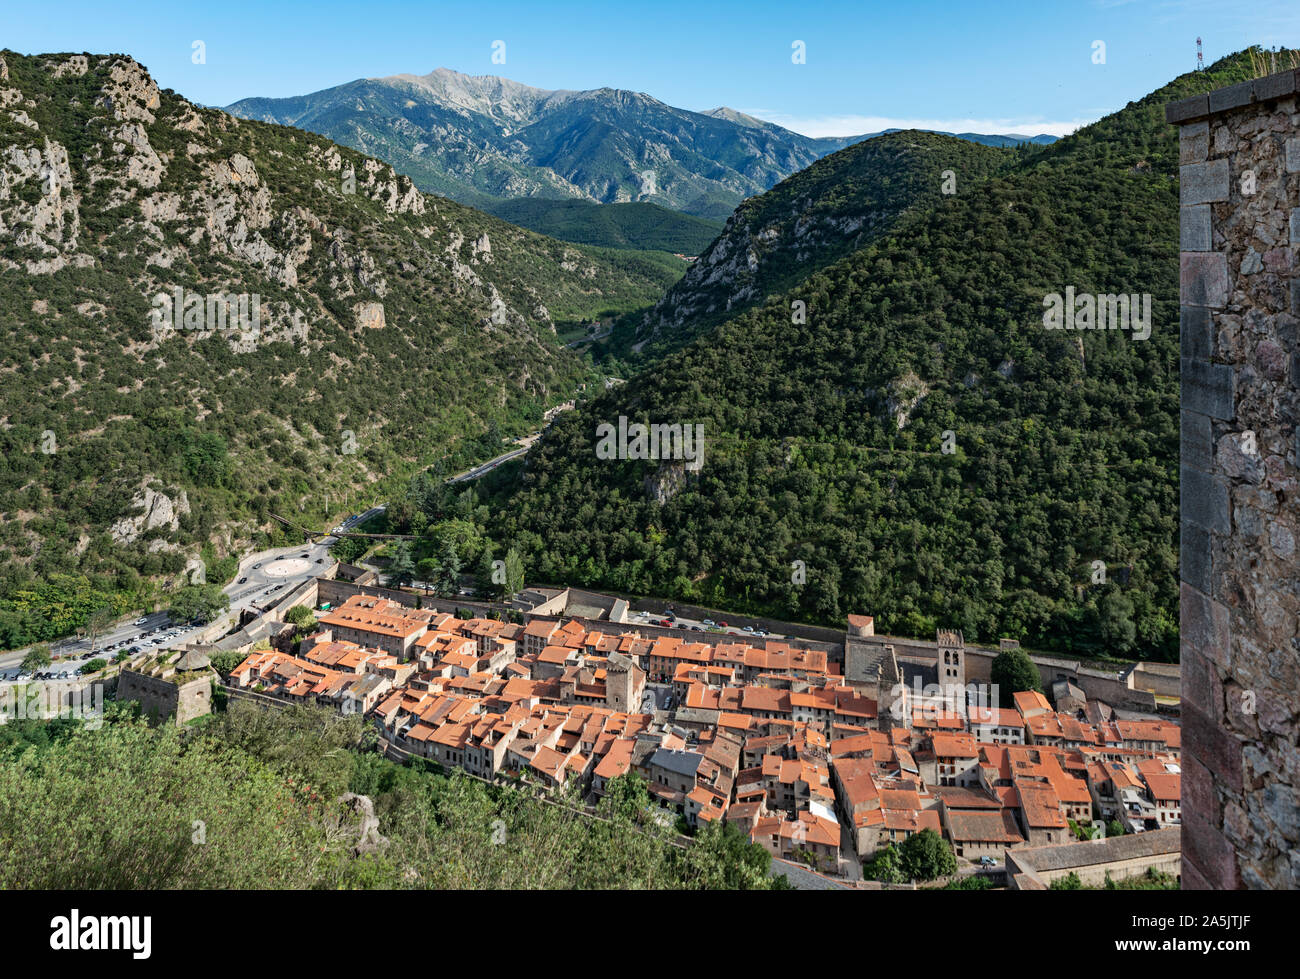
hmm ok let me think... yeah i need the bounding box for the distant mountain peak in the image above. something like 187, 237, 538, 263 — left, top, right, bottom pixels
703, 107, 770, 129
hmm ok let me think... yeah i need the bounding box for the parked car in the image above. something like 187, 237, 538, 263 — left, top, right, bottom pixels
238, 576, 247, 584
702, 619, 715, 627
979, 856, 997, 867
743, 625, 755, 633
658, 619, 672, 628
718, 621, 728, 629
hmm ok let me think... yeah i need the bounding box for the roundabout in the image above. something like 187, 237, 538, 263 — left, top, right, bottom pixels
262, 558, 312, 578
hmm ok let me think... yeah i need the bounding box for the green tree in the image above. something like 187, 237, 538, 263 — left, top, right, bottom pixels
21, 643, 52, 672
284, 605, 313, 627
1098, 590, 1137, 655
476, 543, 498, 597
991, 646, 1042, 706
900, 828, 957, 880
871, 844, 905, 884
677, 819, 775, 889
167, 585, 230, 624
84, 606, 115, 655
385, 540, 416, 589
503, 546, 525, 598
433, 541, 461, 598
417, 557, 439, 595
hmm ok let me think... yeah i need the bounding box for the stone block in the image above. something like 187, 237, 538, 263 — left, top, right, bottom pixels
1180, 582, 1232, 668
1180, 204, 1212, 251
1180, 856, 1213, 890
1181, 753, 1220, 825
1181, 464, 1230, 537
1180, 125, 1209, 165
1167, 94, 1209, 124
1180, 160, 1230, 205
1180, 357, 1235, 420
1209, 80, 1255, 115
1181, 809, 1242, 889
1183, 700, 1244, 795
1181, 646, 1222, 721
1180, 517, 1212, 592
1180, 252, 1229, 307
1253, 68, 1300, 103
1180, 305, 1214, 360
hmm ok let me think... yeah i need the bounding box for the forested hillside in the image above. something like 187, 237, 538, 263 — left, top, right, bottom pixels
0, 50, 677, 647
484, 53, 1266, 663
625, 131, 1019, 355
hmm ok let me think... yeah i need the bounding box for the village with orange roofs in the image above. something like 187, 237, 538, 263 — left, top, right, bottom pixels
215, 576, 1183, 888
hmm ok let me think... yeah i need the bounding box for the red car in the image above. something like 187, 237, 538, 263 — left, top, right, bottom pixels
719, 621, 728, 628
659, 619, 673, 627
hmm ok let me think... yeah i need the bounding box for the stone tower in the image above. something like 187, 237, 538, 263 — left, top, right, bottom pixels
1167, 66, 1300, 889
936, 628, 966, 692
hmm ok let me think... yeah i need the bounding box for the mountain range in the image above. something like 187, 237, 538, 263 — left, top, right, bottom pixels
225, 68, 1056, 227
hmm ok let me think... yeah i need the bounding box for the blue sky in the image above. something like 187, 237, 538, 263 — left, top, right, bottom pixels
3, 0, 1296, 136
